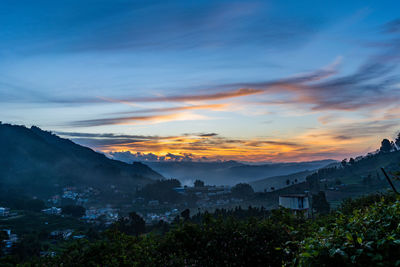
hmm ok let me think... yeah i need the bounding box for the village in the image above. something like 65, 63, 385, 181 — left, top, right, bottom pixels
1, 178, 322, 257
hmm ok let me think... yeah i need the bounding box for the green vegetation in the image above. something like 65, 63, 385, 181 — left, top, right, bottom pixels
231, 183, 255, 198
112, 212, 146, 237
250, 170, 313, 192
137, 179, 182, 203
33, 209, 307, 266
0, 209, 95, 264
61, 205, 86, 218
298, 194, 400, 266
3, 192, 398, 266
194, 179, 205, 187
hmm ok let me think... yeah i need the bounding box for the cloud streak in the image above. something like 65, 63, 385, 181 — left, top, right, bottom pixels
108, 103, 228, 114
69, 112, 209, 127
119, 88, 263, 103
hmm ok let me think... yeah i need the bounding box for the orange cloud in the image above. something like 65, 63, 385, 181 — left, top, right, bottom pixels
118, 88, 263, 103
70, 112, 208, 127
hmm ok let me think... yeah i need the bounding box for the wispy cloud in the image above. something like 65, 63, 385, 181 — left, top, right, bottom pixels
382, 18, 400, 33
108, 103, 228, 114
120, 88, 263, 103
69, 112, 208, 127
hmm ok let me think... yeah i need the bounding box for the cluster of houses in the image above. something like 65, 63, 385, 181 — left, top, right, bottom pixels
82, 207, 119, 226
48, 186, 99, 206
143, 208, 179, 224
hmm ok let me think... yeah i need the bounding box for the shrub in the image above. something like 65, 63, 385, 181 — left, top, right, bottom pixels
297, 195, 400, 266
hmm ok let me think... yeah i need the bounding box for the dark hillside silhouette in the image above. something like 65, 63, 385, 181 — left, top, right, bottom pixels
0, 123, 163, 198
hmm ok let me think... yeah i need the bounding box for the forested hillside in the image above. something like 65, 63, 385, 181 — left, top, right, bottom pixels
0, 123, 163, 199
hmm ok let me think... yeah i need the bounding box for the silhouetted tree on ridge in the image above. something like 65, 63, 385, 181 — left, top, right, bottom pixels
380, 138, 393, 153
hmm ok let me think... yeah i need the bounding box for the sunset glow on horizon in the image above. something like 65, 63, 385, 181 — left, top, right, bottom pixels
1, 0, 400, 162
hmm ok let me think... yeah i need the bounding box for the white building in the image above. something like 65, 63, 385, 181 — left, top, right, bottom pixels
279, 194, 309, 211
0, 207, 10, 216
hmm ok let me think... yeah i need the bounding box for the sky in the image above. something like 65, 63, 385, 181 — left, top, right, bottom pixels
1, 0, 400, 162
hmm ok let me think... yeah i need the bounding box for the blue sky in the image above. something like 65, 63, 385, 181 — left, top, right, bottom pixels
1, 0, 400, 162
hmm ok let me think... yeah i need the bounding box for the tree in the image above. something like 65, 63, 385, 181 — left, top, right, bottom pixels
349, 157, 355, 165
312, 191, 330, 214
341, 158, 347, 168
114, 212, 146, 237
286, 179, 290, 185
138, 179, 182, 203
194, 180, 205, 188
231, 183, 254, 198
380, 138, 393, 153
181, 209, 190, 221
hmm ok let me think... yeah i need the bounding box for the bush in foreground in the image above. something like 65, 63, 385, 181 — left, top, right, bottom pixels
298, 195, 400, 266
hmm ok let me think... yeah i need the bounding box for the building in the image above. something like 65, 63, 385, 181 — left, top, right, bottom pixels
42, 207, 62, 215
0, 207, 10, 217
279, 194, 309, 212
50, 229, 73, 239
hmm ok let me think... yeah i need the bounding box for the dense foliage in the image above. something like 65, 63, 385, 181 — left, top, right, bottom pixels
3, 192, 400, 266
34, 209, 307, 267
298, 194, 400, 266
231, 183, 255, 198
137, 179, 182, 203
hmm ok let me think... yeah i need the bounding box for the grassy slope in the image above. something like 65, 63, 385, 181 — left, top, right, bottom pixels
250, 170, 314, 192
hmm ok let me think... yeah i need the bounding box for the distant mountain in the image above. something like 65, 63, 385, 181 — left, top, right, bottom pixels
0, 123, 163, 199
130, 159, 336, 186
250, 170, 314, 192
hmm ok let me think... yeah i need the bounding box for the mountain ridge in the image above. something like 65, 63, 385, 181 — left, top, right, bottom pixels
108, 155, 337, 185
0, 123, 163, 199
